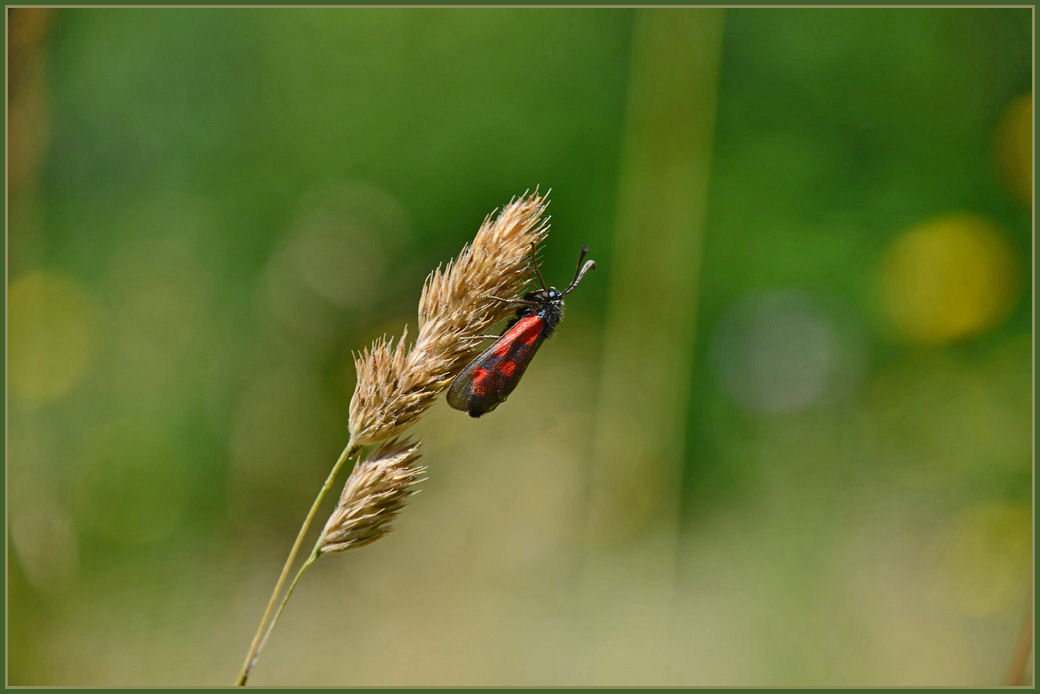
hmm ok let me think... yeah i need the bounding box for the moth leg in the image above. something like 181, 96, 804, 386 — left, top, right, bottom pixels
482, 294, 540, 306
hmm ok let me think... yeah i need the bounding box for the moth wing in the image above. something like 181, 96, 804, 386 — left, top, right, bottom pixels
446, 342, 505, 412
446, 316, 547, 415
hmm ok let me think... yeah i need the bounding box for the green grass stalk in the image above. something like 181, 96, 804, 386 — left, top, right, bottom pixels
235, 440, 361, 686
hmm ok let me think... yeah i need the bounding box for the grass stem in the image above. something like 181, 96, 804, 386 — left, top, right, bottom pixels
235, 440, 361, 686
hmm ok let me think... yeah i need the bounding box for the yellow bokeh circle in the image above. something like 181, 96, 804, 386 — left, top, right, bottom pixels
879, 213, 1021, 344
993, 93, 1032, 207
9, 269, 98, 402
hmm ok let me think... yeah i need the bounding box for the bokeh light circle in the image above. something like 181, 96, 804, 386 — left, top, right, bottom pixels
10, 490, 78, 594
878, 213, 1020, 344
9, 269, 98, 402
712, 290, 843, 414
262, 180, 413, 341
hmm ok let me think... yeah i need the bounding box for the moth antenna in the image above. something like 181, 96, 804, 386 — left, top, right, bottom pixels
528, 243, 549, 292
563, 246, 596, 295
567, 245, 589, 286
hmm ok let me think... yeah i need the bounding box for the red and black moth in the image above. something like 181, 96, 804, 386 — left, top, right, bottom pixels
447, 245, 596, 418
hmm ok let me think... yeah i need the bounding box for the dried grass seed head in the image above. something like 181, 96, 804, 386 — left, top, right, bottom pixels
349, 191, 550, 445
319, 438, 425, 554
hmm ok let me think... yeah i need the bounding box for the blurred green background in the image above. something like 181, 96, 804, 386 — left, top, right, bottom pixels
7, 7, 1032, 687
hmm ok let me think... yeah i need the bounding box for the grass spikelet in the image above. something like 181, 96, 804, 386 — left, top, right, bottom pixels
348, 190, 550, 445
319, 438, 425, 554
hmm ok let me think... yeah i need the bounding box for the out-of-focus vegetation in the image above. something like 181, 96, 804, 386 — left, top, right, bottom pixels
7, 8, 1032, 686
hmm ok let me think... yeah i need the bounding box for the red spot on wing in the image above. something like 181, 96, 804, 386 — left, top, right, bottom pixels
515, 316, 544, 346
493, 315, 543, 355
499, 361, 516, 377
471, 367, 489, 396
